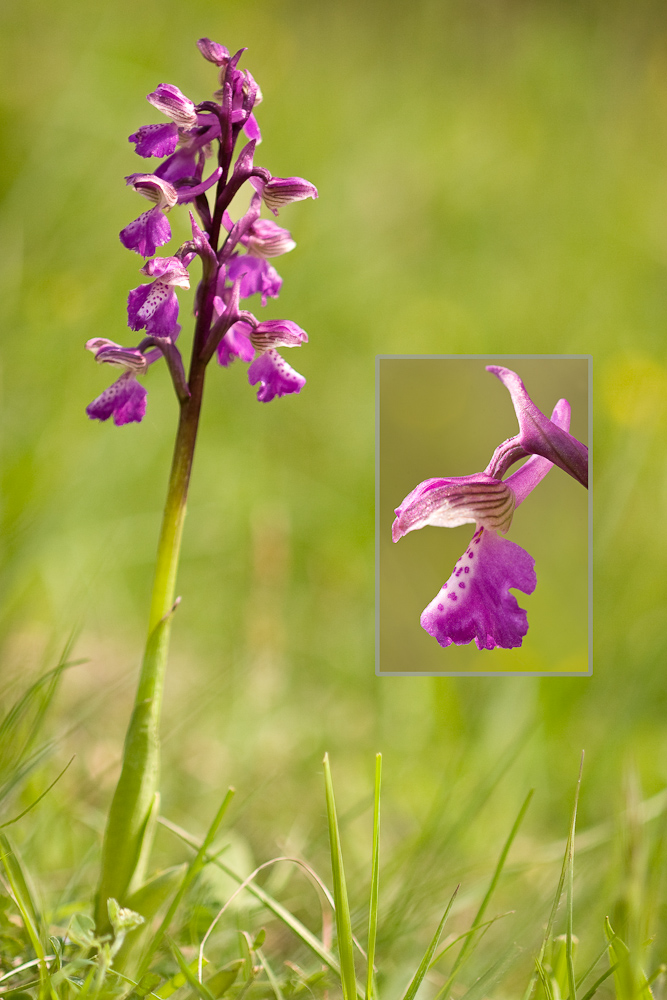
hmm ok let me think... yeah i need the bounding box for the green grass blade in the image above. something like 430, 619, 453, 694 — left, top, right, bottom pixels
323, 753, 359, 1000
366, 753, 381, 1000
565, 754, 584, 1000
168, 940, 216, 1000
534, 957, 556, 1000
579, 963, 619, 1000
0, 833, 52, 999
0, 757, 74, 830
158, 816, 342, 976
435, 788, 533, 1000
400, 885, 458, 1000
138, 788, 235, 974
429, 911, 514, 969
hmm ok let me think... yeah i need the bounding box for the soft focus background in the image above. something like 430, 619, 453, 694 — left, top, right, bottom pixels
3, 0, 667, 991
378, 357, 589, 674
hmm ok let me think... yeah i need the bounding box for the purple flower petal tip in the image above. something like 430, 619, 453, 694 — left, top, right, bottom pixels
420, 527, 536, 650
129, 122, 179, 158
119, 206, 172, 257
248, 349, 305, 402
86, 372, 147, 426
196, 38, 231, 66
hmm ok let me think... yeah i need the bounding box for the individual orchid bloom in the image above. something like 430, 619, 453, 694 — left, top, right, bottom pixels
392, 369, 587, 651
85, 338, 149, 426
127, 256, 190, 338
217, 318, 307, 402
119, 174, 177, 257
91, 38, 315, 426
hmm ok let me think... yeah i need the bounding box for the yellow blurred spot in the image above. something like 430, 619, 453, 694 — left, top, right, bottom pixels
602, 354, 667, 427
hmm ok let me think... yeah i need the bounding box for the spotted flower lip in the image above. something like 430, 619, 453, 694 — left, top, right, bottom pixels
392, 370, 586, 651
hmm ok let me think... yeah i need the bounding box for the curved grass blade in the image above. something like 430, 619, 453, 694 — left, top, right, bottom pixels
366, 753, 381, 1000
323, 753, 360, 1000
138, 787, 235, 974
158, 816, 342, 976
400, 885, 458, 1000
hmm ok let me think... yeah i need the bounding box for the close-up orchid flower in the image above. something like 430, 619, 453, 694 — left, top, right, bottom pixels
391, 363, 589, 655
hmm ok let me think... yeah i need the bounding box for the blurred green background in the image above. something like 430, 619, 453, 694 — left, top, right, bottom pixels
3, 0, 667, 988
378, 357, 589, 674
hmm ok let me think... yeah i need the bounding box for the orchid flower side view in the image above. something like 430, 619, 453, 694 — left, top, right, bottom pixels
392, 366, 588, 651
90, 39, 316, 931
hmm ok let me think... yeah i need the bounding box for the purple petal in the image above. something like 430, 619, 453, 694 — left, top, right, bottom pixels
505, 398, 572, 507
251, 319, 308, 350
147, 83, 197, 128
155, 146, 199, 185
127, 281, 179, 337
140, 256, 190, 287
217, 321, 255, 366
129, 123, 179, 158
197, 38, 230, 66
261, 176, 318, 215
392, 474, 516, 542
125, 173, 178, 209
86, 372, 147, 426
243, 112, 261, 142
227, 255, 282, 305
420, 526, 536, 650
248, 350, 306, 402
119, 207, 171, 257
246, 218, 295, 258
176, 166, 222, 204
486, 366, 588, 488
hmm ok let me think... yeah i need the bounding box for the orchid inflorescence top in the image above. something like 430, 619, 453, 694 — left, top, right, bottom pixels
85, 38, 317, 425
392, 366, 588, 651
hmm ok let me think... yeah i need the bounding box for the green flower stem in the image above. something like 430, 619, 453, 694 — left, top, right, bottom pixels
95, 360, 206, 931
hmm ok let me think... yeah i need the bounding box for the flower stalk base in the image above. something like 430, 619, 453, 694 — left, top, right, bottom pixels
95, 380, 204, 930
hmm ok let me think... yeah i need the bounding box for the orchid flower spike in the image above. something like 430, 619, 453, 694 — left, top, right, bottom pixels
392, 368, 587, 651
87, 38, 316, 425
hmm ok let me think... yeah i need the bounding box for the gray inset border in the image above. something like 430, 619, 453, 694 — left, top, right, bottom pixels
375, 354, 593, 677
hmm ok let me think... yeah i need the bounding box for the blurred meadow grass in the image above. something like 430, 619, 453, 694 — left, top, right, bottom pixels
3, 0, 667, 992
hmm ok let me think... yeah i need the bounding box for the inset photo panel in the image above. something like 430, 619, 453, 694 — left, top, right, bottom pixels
376, 356, 591, 676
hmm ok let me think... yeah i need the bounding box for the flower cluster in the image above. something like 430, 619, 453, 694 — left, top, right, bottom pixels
87, 40, 317, 425
392, 366, 588, 651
